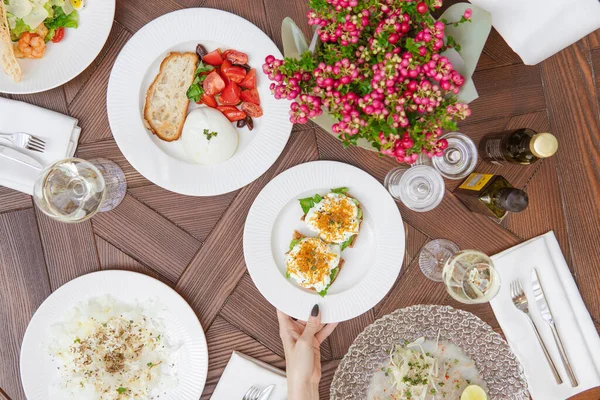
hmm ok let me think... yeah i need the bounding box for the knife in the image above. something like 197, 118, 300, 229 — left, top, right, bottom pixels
258, 384, 275, 400
532, 268, 578, 387
0, 145, 43, 170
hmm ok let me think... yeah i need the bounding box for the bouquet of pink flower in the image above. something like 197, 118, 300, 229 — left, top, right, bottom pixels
263, 0, 473, 164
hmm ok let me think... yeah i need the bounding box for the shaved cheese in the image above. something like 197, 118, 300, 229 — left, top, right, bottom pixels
21, 3, 47, 29
5, 0, 32, 19
7, 15, 16, 29
61, 0, 74, 16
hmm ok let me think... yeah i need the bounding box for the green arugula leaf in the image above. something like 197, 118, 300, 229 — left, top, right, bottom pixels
289, 238, 302, 251
340, 235, 354, 251
298, 194, 322, 214
330, 187, 349, 194
317, 268, 339, 297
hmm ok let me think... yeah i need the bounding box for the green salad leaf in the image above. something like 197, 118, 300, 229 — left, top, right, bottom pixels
195, 61, 213, 75
317, 267, 339, 297
289, 238, 302, 251
45, 6, 79, 41
330, 187, 349, 194
8, 16, 31, 41
340, 235, 354, 251
298, 193, 322, 214
186, 69, 209, 102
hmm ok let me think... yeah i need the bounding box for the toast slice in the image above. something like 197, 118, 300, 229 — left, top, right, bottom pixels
0, 2, 21, 82
143, 52, 199, 141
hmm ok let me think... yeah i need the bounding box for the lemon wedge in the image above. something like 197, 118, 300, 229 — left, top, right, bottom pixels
70, 0, 84, 10
460, 385, 488, 400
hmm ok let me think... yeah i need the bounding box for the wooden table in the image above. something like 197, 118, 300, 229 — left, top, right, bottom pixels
1, 1, 599, 399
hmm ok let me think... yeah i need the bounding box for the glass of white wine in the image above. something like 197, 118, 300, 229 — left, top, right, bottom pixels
33, 158, 127, 223
442, 250, 500, 304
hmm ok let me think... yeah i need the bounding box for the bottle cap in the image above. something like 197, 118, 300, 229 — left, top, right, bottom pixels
530, 132, 558, 158
498, 189, 529, 213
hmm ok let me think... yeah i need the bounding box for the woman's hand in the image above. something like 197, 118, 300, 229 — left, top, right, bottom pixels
277, 305, 338, 400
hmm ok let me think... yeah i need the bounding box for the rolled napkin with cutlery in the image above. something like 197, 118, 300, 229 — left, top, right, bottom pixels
490, 231, 600, 399
469, 0, 600, 65
0, 97, 81, 195
211, 351, 287, 400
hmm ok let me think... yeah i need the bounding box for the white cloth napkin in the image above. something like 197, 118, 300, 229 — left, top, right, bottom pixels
489, 231, 600, 399
211, 351, 288, 400
0, 97, 81, 195
469, 0, 600, 65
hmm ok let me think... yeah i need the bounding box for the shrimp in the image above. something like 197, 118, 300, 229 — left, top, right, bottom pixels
17, 32, 46, 59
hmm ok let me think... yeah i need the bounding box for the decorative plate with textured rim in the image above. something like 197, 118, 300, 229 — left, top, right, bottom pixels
331, 305, 529, 399
20, 270, 208, 400
0, 0, 115, 94
107, 8, 292, 196
243, 160, 405, 323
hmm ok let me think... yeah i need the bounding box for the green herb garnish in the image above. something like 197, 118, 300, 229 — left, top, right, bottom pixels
73, 338, 80, 344
203, 129, 218, 141
117, 387, 127, 394
147, 362, 153, 367
194, 61, 213, 75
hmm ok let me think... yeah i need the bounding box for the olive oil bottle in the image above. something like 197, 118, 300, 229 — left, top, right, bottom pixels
480, 128, 558, 165
455, 173, 528, 220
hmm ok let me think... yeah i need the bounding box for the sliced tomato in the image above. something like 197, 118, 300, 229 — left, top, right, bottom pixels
222, 49, 248, 64
240, 88, 260, 105
52, 27, 65, 43
200, 93, 217, 108
221, 59, 232, 71
241, 102, 263, 118
202, 49, 223, 66
223, 66, 246, 84
239, 69, 256, 89
218, 66, 230, 86
219, 82, 241, 105
203, 71, 226, 96
217, 106, 247, 122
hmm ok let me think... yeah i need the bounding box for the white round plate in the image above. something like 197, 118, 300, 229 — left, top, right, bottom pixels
243, 161, 406, 323
0, 0, 115, 94
107, 8, 293, 196
20, 270, 208, 400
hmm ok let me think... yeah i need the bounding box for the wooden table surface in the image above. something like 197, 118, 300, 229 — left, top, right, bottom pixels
1, 1, 600, 399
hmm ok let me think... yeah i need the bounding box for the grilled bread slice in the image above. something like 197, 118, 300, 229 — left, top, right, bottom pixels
143, 52, 198, 141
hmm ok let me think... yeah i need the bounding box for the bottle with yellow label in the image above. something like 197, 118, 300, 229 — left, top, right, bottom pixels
455, 173, 529, 219
479, 128, 558, 165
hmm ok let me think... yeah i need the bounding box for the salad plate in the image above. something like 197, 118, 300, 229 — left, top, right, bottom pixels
0, 0, 115, 94
243, 160, 405, 323
20, 270, 208, 400
331, 305, 529, 399
107, 8, 292, 196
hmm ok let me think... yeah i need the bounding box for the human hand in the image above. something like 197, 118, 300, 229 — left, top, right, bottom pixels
277, 305, 338, 400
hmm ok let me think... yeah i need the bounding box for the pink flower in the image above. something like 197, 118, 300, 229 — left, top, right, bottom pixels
463, 8, 473, 19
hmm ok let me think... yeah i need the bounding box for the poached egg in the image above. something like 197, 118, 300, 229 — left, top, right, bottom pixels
285, 238, 341, 293
180, 108, 238, 165
305, 193, 361, 244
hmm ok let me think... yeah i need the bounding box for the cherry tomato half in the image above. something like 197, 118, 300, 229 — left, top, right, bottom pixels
241, 102, 263, 118
219, 82, 241, 105
216, 106, 247, 122
222, 49, 248, 65
52, 27, 65, 43
223, 66, 246, 84
203, 71, 226, 96
202, 49, 223, 66
239, 69, 256, 89
200, 93, 217, 108
240, 88, 260, 105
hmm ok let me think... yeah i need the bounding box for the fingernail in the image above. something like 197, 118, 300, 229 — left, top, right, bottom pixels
311, 304, 319, 317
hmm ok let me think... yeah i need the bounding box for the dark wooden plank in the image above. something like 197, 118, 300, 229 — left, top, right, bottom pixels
571, 387, 600, 400
262, 0, 312, 51
35, 209, 100, 290
588, 30, 600, 50
201, 0, 271, 38
403, 222, 429, 271
0, 387, 10, 400
128, 185, 237, 241
220, 273, 334, 361
0, 187, 32, 213
114, 0, 182, 33
176, 129, 319, 330
64, 21, 128, 105
95, 235, 175, 287
479, 29, 522, 67
0, 209, 51, 399
469, 64, 546, 124
92, 194, 201, 282
540, 40, 600, 322
68, 26, 132, 144
592, 49, 600, 107
7, 86, 68, 115
201, 317, 286, 400
75, 138, 152, 188
320, 359, 341, 400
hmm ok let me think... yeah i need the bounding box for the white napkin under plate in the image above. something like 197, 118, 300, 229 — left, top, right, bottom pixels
469, 0, 600, 65
490, 231, 600, 399
0, 97, 81, 195
211, 351, 287, 400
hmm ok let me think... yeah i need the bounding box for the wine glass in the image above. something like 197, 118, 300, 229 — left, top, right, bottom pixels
33, 158, 127, 223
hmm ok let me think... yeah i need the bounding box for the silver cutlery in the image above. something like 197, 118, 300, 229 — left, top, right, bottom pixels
0, 131, 46, 153
532, 268, 578, 387
242, 386, 261, 400
258, 384, 275, 400
510, 279, 563, 384
0, 145, 43, 169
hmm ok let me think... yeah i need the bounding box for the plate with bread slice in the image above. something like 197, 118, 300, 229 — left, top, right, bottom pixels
243, 161, 406, 323
107, 8, 292, 196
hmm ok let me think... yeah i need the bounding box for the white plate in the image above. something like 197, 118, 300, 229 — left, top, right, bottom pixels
20, 270, 208, 400
0, 0, 115, 94
243, 161, 406, 323
107, 8, 293, 196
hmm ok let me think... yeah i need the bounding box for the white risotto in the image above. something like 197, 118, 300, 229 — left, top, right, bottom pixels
47, 296, 179, 399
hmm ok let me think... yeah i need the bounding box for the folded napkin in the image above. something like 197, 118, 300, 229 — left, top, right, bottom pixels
469, 0, 600, 65
211, 351, 287, 400
490, 231, 600, 399
0, 98, 81, 195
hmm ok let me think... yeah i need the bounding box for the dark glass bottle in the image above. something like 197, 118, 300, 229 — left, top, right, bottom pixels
454, 173, 529, 220
480, 128, 558, 165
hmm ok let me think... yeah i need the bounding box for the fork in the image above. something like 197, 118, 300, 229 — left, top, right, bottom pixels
510, 279, 563, 384
0, 132, 46, 153
242, 386, 261, 400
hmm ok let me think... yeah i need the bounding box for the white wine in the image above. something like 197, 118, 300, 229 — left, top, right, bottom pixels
443, 250, 500, 304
